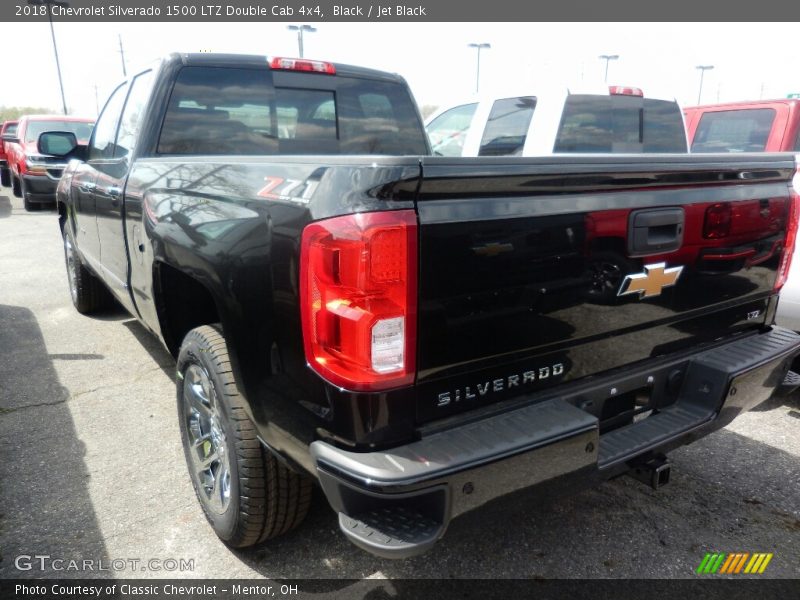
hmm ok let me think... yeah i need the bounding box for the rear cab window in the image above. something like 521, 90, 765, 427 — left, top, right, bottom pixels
554, 94, 687, 153
157, 66, 428, 155
691, 108, 777, 152
478, 97, 536, 156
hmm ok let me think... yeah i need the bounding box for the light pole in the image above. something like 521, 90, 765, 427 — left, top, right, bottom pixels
28, 0, 69, 115
598, 54, 619, 83
118, 34, 127, 77
468, 42, 490, 93
287, 25, 316, 58
696, 65, 714, 105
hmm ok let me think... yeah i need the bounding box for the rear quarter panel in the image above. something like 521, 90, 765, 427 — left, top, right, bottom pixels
124, 156, 421, 459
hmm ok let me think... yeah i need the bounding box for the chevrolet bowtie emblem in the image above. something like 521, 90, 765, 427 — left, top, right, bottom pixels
618, 262, 683, 299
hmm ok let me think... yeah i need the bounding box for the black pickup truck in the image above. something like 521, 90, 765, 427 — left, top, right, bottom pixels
46, 53, 800, 559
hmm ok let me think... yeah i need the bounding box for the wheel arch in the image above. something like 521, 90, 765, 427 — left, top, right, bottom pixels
153, 260, 223, 358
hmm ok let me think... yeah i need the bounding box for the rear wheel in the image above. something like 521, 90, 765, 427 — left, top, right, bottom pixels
0, 167, 9, 188
63, 229, 108, 314
585, 250, 639, 304
177, 325, 313, 547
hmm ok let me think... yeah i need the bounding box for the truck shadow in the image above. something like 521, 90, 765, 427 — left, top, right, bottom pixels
749, 388, 799, 412
120, 318, 176, 380
0, 304, 111, 578
0, 195, 11, 218
90, 302, 132, 322
235, 423, 800, 581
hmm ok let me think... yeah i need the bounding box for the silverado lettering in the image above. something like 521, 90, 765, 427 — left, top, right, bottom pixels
437, 363, 566, 407
48, 52, 800, 560
108, 6, 161, 17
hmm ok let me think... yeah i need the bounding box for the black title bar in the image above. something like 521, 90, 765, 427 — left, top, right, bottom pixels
2, 0, 799, 22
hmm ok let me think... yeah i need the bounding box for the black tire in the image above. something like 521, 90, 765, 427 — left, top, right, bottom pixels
12, 175, 21, 198
177, 324, 312, 548
62, 228, 108, 314
0, 167, 9, 188
21, 179, 36, 211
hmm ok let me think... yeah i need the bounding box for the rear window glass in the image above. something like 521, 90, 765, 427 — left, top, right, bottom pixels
479, 97, 536, 156
158, 66, 428, 155
553, 95, 687, 153
25, 120, 94, 143
691, 108, 776, 153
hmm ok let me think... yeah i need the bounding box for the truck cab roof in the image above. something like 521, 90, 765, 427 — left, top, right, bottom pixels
167, 52, 408, 84
425, 86, 687, 157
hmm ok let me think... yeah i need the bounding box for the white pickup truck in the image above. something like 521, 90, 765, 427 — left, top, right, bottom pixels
425, 85, 689, 157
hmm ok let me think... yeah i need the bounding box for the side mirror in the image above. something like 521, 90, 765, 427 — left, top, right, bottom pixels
1, 133, 19, 144
38, 131, 78, 157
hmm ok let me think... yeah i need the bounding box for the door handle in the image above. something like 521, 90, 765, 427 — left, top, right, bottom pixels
628, 208, 685, 256
107, 186, 122, 198
78, 182, 96, 193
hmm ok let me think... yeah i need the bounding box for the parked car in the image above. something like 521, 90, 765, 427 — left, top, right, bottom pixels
684, 99, 800, 154
0, 120, 18, 187
684, 99, 800, 330
46, 53, 800, 559
3, 115, 94, 210
425, 85, 688, 157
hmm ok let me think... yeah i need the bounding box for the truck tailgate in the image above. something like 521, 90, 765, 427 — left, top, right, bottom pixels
414, 154, 796, 422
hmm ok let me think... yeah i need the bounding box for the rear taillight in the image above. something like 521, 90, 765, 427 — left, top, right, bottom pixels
269, 56, 336, 74
608, 85, 643, 97
703, 203, 732, 239
774, 171, 800, 291
300, 210, 417, 391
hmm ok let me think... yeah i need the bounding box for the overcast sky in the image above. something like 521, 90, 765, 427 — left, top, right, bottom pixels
3, 22, 800, 116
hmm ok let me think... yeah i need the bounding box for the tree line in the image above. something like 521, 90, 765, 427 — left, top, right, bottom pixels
0, 106, 56, 122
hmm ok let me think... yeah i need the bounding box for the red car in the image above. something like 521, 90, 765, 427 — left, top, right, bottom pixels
683, 99, 800, 332
684, 98, 800, 153
5, 115, 94, 210
0, 119, 18, 188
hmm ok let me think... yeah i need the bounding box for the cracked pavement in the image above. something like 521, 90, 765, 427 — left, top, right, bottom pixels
1, 190, 799, 581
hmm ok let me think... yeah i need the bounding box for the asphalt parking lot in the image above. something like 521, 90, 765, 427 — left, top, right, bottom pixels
0, 188, 799, 582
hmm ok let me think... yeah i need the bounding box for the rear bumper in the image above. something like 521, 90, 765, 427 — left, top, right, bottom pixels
311, 326, 800, 558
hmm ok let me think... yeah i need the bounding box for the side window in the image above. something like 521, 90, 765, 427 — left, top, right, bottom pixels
794, 127, 800, 152
115, 70, 155, 159
478, 97, 536, 156
426, 103, 477, 156
90, 83, 129, 160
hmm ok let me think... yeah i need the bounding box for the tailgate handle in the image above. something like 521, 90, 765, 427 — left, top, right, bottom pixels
628, 208, 684, 256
